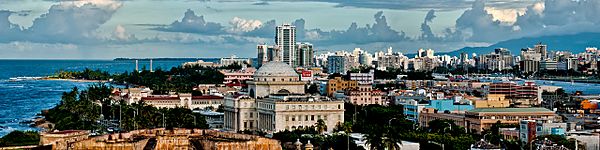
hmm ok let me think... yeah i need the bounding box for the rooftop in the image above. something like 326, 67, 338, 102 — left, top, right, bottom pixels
254, 61, 298, 77
468, 107, 553, 113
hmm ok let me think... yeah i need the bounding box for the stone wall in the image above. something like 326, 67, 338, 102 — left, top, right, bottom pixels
63, 128, 282, 150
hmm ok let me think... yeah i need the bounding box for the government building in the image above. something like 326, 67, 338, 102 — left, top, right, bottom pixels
223, 61, 345, 133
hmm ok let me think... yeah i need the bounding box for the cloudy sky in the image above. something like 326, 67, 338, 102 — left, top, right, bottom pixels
0, 0, 598, 59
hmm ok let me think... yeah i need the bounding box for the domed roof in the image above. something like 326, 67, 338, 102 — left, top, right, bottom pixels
255, 62, 298, 77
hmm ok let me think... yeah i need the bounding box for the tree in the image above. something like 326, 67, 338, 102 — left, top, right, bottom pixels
306, 83, 320, 95
315, 119, 327, 134
0, 131, 40, 146
334, 122, 353, 133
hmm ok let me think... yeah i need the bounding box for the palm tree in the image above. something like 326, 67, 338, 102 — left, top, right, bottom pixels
364, 127, 384, 150
315, 119, 327, 134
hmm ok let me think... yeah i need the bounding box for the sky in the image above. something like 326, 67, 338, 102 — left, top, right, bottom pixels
0, 0, 599, 59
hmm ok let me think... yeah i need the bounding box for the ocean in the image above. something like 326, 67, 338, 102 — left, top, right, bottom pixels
0, 59, 195, 137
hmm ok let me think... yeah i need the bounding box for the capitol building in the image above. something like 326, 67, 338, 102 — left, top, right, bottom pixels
223, 61, 344, 133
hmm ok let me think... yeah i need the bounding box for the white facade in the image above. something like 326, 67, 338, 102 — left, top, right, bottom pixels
224, 61, 344, 133
349, 69, 375, 85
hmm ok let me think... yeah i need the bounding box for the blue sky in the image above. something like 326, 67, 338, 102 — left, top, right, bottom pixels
1, 0, 598, 59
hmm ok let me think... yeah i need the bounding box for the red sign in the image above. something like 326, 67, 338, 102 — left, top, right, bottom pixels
301, 70, 312, 77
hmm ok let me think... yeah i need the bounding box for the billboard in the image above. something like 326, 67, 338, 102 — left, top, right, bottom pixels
301, 70, 313, 81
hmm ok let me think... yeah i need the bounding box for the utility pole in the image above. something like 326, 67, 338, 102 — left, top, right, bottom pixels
119, 104, 122, 130
133, 110, 137, 131
193, 115, 197, 127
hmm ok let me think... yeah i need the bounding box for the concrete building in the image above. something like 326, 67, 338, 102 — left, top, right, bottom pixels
141, 95, 224, 110
420, 107, 558, 134
405, 99, 473, 123
247, 62, 305, 98
520, 60, 540, 74
540, 60, 558, 70
276, 24, 296, 66
404, 100, 428, 122
296, 42, 314, 67
346, 85, 384, 106
535, 43, 548, 60
466, 108, 557, 134
567, 132, 600, 150
220, 55, 251, 66
377, 51, 408, 71
487, 81, 539, 106
349, 69, 375, 85
326, 77, 358, 96
182, 60, 221, 68
327, 54, 358, 74
219, 67, 255, 84
224, 61, 344, 133
472, 94, 510, 108
120, 88, 224, 110
256, 44, 272, 67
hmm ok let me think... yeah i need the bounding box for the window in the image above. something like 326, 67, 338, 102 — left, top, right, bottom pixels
286, 115, 289, 121
249, 113, 253, 118
311, 115, 315, 121
305, 115, 309, 121
244, 122, 247, 128
250, 122, 254, 128
292, 116, 296, 121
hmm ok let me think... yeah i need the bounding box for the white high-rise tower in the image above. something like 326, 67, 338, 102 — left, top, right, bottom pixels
275, 24, 296, 66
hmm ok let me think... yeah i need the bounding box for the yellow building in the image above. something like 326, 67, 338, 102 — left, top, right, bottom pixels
473, 94, 510, 108
326, 77, 358, 96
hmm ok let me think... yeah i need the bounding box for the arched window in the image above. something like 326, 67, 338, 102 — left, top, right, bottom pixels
277, 89, 291, 94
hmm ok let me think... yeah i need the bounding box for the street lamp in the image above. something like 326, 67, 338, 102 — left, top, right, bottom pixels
193, 115, 197, 127
388, 118, 398, 126
159, 112, 165, 128
443, 122, 452, 133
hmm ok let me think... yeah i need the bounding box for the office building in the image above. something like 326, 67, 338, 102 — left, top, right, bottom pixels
296, 42, 314, 67
276, 24, 296, 66
257, 44, 269, 67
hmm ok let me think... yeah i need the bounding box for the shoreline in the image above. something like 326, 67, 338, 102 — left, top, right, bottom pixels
40, 77, 108, 83
534, 78, 600, 84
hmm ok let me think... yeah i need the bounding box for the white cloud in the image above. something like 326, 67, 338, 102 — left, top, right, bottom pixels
228, 17, 263, 33
485, 7, 525, 24
0, 1, 124, 44
112, 24, 136, 41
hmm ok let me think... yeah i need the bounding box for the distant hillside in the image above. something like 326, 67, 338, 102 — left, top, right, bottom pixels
445, 32, 600, 56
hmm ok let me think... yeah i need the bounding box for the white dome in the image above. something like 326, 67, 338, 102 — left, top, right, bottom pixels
254, 62, 298, 77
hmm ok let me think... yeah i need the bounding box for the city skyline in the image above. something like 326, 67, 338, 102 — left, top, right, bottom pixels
1, 0, 600, 59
